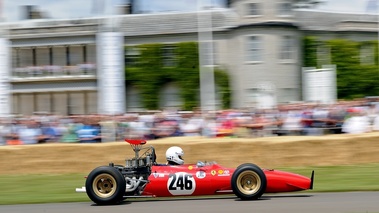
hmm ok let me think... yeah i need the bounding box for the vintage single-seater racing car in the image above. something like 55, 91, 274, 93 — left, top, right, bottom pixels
75, 139, 314, 205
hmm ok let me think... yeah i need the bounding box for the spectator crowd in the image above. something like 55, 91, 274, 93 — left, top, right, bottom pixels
1, 99, 379, 145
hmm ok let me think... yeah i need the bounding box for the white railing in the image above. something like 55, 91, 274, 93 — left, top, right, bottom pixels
13, 64, 97, 78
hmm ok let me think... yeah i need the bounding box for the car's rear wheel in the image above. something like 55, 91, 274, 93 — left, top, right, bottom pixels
231, 163, 267, 200
85, 166, 126, 205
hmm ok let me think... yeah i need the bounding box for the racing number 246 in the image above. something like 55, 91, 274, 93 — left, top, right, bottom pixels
168, 173, 193, 190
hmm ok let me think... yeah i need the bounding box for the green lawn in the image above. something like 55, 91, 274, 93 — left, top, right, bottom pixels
278, 163, 379, 192
0, 174, 89, 205
1, 164, 379, 205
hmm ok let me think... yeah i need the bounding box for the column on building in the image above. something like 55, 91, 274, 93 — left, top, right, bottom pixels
96, 32, 126, 115
0, 37, 11, 116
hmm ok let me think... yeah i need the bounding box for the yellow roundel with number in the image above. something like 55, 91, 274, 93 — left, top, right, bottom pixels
188, 165, 193, 170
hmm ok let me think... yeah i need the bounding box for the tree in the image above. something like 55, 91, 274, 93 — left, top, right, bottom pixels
125, 42, 231, 110
303, 36, 379, 99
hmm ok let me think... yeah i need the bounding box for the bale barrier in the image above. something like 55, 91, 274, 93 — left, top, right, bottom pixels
1, 132, 379, 175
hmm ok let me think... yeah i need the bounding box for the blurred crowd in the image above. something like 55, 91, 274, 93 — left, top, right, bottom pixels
1, 99, 379, 145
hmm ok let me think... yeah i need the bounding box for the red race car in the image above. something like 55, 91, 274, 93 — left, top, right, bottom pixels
76, 139, 314, 205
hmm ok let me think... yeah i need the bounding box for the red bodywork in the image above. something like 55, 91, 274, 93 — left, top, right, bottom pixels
141, 163, 313, 197
125, 139, 313, 198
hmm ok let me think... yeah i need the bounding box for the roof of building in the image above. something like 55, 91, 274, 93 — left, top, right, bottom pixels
296, 10, 378, 32
2, 9, 378, 39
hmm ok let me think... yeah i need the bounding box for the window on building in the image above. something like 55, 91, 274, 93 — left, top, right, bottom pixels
53, 46, 67, 66
69, 45, 83, 66
12, 48, 21, 77
126, 86, 142, 112
279, 35, 295, 61
52, 93, 68, 116
36, 47, 49, 66
87, 44, 97, 64
68, 92, 85, 115
125, 47, 140, 67
247, 3, 261, 16
19, 94, 34, 115
12, 48, 20, 68
159, 83, 182, 109
86, 91, 98, 114
162, 44, 176, 67
278, 2, 293, 16
12, 94, 19, 114
360, 44, 375, 65
19, 48, 33, 67
36, 93, 51, 113
246, 35, 263, 62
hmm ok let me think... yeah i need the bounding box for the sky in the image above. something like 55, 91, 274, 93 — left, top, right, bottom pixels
0, 0, 376, 22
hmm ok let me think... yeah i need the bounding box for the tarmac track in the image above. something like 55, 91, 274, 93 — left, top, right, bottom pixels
1, 192, 379, 213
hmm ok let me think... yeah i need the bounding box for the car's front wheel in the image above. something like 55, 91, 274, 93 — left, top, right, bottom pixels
85, 166, 126, 205
231, 163, 267, 200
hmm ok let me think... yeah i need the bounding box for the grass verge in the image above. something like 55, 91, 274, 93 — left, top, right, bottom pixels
278, 163, 379, 192
1, 163, 379, 205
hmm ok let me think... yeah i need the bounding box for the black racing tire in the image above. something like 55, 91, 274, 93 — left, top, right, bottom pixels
113, 165, 125, 172
85, 166, 126, 205
231, 163, 267, 200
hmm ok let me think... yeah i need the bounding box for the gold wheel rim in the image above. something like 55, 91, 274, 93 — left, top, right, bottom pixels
92, 173, 117, 198
236, 170, 261, 195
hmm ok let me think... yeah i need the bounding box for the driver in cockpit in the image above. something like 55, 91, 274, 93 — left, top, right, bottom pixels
165, 146, 184, 165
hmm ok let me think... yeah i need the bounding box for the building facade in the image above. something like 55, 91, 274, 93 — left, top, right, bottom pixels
3, 0, 379, 115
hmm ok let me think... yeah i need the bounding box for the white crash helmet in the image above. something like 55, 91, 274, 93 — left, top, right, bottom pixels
166, 146, 184, 165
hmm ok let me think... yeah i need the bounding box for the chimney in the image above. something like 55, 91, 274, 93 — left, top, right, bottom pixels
226, 0, 232, 8
129, 0, 134, 14
22, 5, 43, 20
117, 4, 131, 14
116, 0, 134, 15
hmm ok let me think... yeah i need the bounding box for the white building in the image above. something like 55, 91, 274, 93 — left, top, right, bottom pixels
2, 0, 378, 115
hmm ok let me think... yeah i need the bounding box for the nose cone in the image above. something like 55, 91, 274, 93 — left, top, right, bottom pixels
264, 170, 314, 193
284, 170, 314, 191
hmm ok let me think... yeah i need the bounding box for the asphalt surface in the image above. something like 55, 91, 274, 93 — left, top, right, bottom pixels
1, 192, 379, 213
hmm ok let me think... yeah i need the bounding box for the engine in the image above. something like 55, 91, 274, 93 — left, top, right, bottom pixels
112, 145, 156, 196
